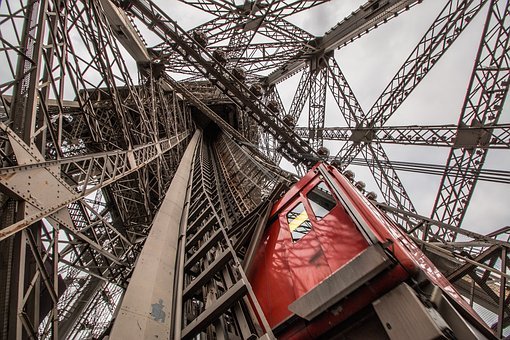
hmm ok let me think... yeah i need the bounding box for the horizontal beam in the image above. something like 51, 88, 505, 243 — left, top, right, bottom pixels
264, 0, 420, 85
321, 0, 418, 54
0, 133, 188, 177
181, 279, 248, 340
295, 124, 510, 148
331, 155, 510, 184
0, 122, 190, 240
182, 249, 233, 300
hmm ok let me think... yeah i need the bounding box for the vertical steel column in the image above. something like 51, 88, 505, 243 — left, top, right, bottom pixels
109, 130, 201, 339
431, 0, 510, 239
496, 247, 508, 338
308, 62, 328, 150
0, 0, 49, 337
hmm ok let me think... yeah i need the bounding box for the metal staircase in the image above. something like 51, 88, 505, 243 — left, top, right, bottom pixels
177, 134, 273, 339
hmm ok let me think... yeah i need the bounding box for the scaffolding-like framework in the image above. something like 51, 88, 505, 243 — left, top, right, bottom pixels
0, 0, 509, 338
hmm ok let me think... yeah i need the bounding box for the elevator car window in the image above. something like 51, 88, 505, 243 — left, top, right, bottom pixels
286, 202, 313, 242
307, 181, 336, 220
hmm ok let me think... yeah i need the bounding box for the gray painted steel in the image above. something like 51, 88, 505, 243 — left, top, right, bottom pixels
288, 244, 390, 321
109, 131, 200, 339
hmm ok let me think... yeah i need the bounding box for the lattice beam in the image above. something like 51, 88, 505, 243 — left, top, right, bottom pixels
431, 0, 510, 238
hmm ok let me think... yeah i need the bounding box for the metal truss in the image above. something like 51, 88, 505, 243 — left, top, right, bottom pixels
364, 0, 491, 126
127, 0, 320, 166
327, 58, 364, 128
362, 143, 418, 221
288, 67, 312, 123
257, 85, 288, 164
277, 0, 509, 238
0, 122, 189, 241
180, 0, 328, 20
431, 0, 510, 238
0, 0, 509, 338
323, 57, 418, 228
154, 0, 319, 78
325, 0, 494, 228
308, 66, 328, 150
295, 124, 510, 148
174, 134, 274, 339
321, 0, 502, 235
378, 203, 510, 338
0, 0, 191, 337
265, 0, 423, 85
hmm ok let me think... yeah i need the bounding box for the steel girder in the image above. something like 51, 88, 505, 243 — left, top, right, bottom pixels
326, 0, 492, 231
153, 1, 318, 77
257, 86, 288, 164
265, 0, 422, 85
431, 0, 510, 239
180, 0, 329, 19
127, 0, 320, 166
308, 66, 328, 150
0, 0, 509, 338
295, 124, 510, 148
0, 0, 192, 337
322, 57, 419, 227
325, 155, 510, 184
378, 203, 510, 338
363, 0, 491, 126
0, 123, 189, 241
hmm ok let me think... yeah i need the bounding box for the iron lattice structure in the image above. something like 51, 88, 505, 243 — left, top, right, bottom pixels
0, 0, 509, 338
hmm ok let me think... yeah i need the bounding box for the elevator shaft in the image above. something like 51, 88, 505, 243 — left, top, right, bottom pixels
110, 130, 274, 339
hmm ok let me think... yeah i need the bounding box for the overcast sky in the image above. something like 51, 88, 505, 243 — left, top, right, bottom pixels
160, 0, 509, 235
1, 0, 506, 235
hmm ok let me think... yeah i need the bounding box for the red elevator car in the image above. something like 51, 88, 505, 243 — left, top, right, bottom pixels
248, 162, 495, 339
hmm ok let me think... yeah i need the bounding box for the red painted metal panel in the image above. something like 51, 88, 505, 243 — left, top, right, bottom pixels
249, 165, 374, 330
248, 162, 491, 339
249, 217, 295, 326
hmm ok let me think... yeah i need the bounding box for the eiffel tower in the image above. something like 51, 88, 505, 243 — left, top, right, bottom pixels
0, 0, 509, 338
